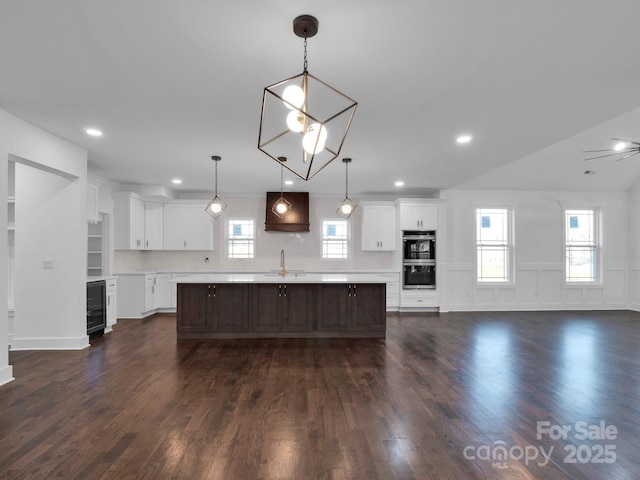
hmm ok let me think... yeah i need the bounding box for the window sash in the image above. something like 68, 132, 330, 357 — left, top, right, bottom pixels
477, 245, 510, 282
228, 220, 255, 259
322, 220, 348, 259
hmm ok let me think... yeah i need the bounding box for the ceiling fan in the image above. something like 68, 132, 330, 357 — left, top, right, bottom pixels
584, 138, 640, 161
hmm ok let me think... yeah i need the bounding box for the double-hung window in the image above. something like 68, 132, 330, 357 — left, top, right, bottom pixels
565, 209, 599, 283
228, 219, 255, 259
322, 220, 349, 259
476, 208, 512, 283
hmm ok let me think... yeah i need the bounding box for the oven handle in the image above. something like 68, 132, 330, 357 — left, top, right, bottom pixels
403, 259, 436, 266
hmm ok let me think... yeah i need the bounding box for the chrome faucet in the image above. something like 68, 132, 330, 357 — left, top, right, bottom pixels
279, 249, 286, 277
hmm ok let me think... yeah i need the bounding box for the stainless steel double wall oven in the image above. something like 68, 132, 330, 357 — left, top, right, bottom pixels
402, 230, 436, 289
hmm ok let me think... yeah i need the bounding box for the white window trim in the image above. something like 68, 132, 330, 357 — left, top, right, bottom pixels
563, 207, 602, 285
474, 207, 515, 286
227, 218, 256, 260
321, 218, 350, 260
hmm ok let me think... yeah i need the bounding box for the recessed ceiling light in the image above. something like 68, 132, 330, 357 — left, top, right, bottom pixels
284, 180, 293, 186
172, 179, 182, 184
85, 128, 103, 137
457, 134, 472, 144
614, 141, 627, 151
395, 181, 404, 187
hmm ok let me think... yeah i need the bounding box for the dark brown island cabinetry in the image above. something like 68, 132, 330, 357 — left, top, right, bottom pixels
177, 282, 385, 339
177, 283, 249, 336
317, 284, 386, 333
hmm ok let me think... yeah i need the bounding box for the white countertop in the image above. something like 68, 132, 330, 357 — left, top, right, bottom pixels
172, 272, 388, 284
87, 276, 117, 282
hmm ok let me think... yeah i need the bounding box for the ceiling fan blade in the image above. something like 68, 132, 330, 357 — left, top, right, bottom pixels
583, 149, 618, 153
583, 152, 630, 161
615, 151, 640, 161
611, 137, 640, 146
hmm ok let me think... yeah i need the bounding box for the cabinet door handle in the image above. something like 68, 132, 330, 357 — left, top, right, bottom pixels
213, 285, 216, 297
146, 240, 148, 247
278, 284, 282, 297
184, 240, 187, 248
348, 285, 352, 297
283, 285, 287, 297
208, 285, 211, 297
353, 285, 357, 297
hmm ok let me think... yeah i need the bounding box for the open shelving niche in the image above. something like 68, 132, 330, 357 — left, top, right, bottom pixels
87, 218, 104, 277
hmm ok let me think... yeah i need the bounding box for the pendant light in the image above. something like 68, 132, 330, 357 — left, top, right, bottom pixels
272, 157, 292, 218
205, 155, 227, 218
337, 158, 357, 219
258, 15, 357, 181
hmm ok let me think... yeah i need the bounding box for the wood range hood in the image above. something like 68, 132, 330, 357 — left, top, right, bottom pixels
265, 192, 310, 232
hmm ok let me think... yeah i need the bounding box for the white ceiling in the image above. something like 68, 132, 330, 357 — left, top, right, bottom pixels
2, 1, 640, 197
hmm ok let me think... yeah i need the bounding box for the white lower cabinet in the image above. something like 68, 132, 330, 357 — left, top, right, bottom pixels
105, 278, 117, 332
376, 273, 400, 310
117, 273, 174, 319
400, 289, 439, 310
155, 274, 173, 309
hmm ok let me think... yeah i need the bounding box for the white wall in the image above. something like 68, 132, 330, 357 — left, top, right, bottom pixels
440, 189, 629, 311
12, 163, 88, 349
1, 109, 88, 377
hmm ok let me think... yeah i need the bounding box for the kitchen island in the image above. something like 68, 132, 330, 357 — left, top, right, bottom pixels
175, 273, 387, 339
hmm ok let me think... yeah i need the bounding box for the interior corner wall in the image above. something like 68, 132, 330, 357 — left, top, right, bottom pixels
439, 189, 629, 312
628, 180, 640, 311
0, 109, 88, 361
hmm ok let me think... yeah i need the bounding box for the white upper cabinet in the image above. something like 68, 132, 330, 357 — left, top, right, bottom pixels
361, 203, 396, 251
114, 192, 165, 250
163, 202, 214, 250
398, 200, 438, 230
143, 201, 164, 250
114, 192, 146, 249
86, 182, 99, 223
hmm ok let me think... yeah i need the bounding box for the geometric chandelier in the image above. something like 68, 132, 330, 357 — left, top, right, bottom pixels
258, 15, 358, 181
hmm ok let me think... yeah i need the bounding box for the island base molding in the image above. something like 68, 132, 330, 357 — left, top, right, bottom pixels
177, 331, 385, 340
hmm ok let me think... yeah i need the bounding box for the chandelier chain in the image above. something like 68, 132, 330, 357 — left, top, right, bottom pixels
303, 34, 308, 72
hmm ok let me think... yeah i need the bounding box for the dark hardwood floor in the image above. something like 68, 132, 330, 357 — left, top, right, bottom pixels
1, 310, 639, 479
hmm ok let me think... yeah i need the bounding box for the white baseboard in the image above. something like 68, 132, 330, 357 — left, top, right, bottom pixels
10, 335, 90, 351
0, 365, 15, 386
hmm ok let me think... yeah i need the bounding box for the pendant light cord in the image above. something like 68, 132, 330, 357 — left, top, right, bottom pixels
280, 164, 284, 196
214, 160, 218, 196
345, 161, 349, 198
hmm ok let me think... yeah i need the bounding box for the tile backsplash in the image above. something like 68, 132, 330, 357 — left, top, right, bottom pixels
114, 196, 395, 273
